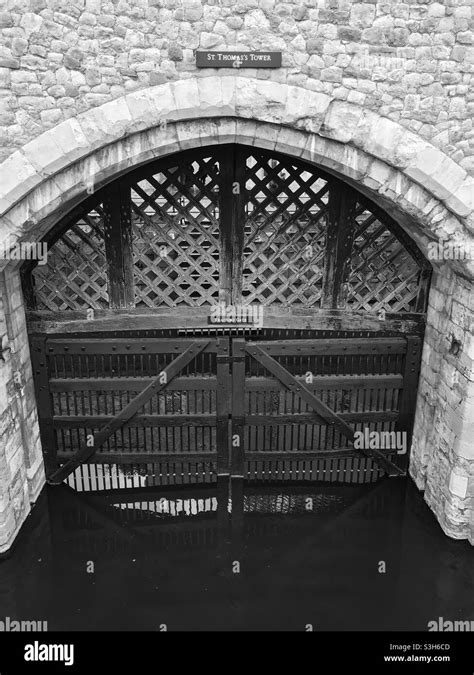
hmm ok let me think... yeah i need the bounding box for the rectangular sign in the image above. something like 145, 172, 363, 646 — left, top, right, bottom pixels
196, 51, 282, 69
208, 304, 264, 326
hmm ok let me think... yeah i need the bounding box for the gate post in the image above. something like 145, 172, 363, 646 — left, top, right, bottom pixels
395, 334, 423, 473
216, 337, 231, 475
30, 336, 58, 480
231, 338, 246, 477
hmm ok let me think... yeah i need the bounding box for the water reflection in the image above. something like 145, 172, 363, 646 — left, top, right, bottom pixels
0, 477, 473, 631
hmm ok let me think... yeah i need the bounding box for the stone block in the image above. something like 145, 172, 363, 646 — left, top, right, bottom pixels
0, 152, 39, 216
123, 88, 163, 132
21, 125, 76, 177
197, 76, 232, 117
76, 96, 132, 148
285, 86, 331, 133
320, 100, 363, 143
168, 78, 199, 119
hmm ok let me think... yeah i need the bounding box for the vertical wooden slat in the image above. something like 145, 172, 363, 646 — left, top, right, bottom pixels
321, 182, 358, 309
30, 337, 58, 480
415, 268, 432, 313
395, 335, 423, 473
231, 338, 246, 476
102, 180, 135, 309
20, 262, 37, 310
216, 338, 231, 474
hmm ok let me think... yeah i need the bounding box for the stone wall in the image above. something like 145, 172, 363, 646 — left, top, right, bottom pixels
0, 266, 44, 555
411, 267, 473, 544
0, 0, 472, 552
0, 0, 472, 170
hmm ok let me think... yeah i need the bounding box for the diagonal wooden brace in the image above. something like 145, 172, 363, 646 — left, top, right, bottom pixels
245, 344, 355, 441
245, 344, 404, 477
49, 340, 210, 485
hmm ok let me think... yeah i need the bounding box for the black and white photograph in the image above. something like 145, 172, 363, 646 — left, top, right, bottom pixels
0, 0, 473, 669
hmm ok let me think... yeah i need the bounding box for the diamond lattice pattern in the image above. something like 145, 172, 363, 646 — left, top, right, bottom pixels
242, 153, 329, 307
346, 208, 421, 312
131, 156, 221, 308
32, 206, 108, 310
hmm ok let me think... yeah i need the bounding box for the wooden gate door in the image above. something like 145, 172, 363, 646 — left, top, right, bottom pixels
24, 143, 431, 486
229, 332, 423, 483
31, 334, 231, 484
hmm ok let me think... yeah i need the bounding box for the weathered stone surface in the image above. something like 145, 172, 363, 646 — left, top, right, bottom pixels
0, 0, 473, 556
0, 0, 469, 173
321, 100, 363, 143
286, 86, 331, 133
0, 152, 38, 213
168, 44, 183, 62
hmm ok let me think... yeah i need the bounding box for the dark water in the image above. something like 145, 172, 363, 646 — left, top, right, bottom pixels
0, 477, 473, 631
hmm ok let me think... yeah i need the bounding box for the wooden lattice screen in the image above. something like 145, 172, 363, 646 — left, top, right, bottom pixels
32, 204, 109, 311
131, 156, 221, 308
242, 153, 329, 306
25, 145, 430, 316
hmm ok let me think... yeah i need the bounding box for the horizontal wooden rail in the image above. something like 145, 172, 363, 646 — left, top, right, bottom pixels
244, 412, 398, 424
52, 414, 217, 428
48, 373, 402, 393
56, 451, 217, 464
243, 449, 395, 461
44, 338, 219, 355
51, 411, 397, 428
245, 338, 407, 356
245, 374, 403, 391
26, 308, 426, 336
49, 376, 218, 392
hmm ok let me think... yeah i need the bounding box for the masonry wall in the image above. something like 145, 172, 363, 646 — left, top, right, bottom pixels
411, 267, 473, 543
0, 267, 44, 554
0, 0, 472, 169
0, 0, 473, 552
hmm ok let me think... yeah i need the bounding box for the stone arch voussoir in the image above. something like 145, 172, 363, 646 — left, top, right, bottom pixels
0, 76, 473, 278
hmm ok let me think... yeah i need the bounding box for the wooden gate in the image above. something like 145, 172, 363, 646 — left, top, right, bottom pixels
23, 143, 431, 487
31, 334, 232, 485
229, 333, 422, 482
29, 327, 423, 485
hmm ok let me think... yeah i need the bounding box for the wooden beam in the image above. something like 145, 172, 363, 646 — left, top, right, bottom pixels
21, 262, 37, 310
48, 373, 403, 393
415, 268, 432, 313
56, 451, 217, 464
231, 339, 246, 476
394, 334, 423, 473
25, 307, 426, 335
243, 412, 398, 425
243, 449, 394, 462
321, 182, 358, 309
30, 336, 58, 480
216, 338, 231, 473
49, 376, 218, 392
245, 337, 407, 356
52, 414, 217, 428
218, 146, 246, 304
44, 337, 217, 355
102, 180, 135, 309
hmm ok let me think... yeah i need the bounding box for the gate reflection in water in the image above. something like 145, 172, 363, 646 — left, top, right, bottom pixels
1, 473, 473, 632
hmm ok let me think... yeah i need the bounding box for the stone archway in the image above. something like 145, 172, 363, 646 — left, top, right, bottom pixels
0, 77, 472, 552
